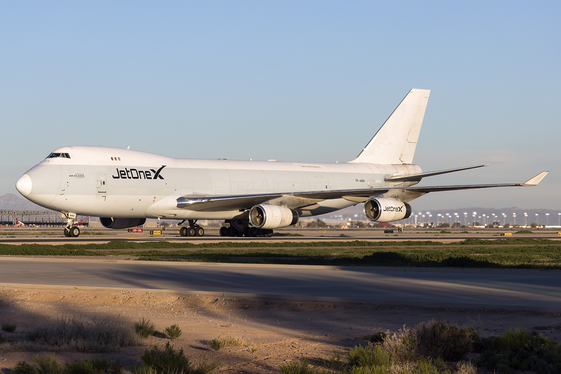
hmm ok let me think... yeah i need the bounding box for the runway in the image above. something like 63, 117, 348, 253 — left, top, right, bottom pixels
1, 257, 560, 311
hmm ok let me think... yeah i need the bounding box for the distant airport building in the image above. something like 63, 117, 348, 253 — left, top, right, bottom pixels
0, 210, 85, 227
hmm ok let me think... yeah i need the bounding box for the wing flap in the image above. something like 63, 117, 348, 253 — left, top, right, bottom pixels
402, 171, 548, 193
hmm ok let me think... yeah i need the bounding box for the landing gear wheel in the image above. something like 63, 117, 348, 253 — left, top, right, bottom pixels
219, 227, 228, 236
69, 226, 80, 237
227, 227, 237, 237
64, 228, 71, 237
187, 227, 196, 236
195, 227, 204, 236
180, 227, 188, 237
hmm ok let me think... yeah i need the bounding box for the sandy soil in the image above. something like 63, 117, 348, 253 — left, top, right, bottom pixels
1, 286, 561, 373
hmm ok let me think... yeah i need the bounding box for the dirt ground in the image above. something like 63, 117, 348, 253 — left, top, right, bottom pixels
1, 286, 561, 373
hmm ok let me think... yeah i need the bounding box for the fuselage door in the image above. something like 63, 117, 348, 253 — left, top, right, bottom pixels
96, 174, 107, 194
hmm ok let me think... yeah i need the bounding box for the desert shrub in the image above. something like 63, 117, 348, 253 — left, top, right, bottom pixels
478, 328, 561, 373
381, 325, 418, 362
165, 324, 182, 340
87, 359, 108, 373
108, 360, 124, 374
27, 330, 40, 341
208, 339, 223, 351
455, 361, 478, 374
368, 332, 387, 344
411, 357, 439, 374
141, 342, 192, 374
128, 365, 156, 374
135, 318, 156, 338
140, 342, 219, 374
2, 322, 17, 332
31, 316, 143, 352
414, 321, 477, 361
347, 345, 391, 368
279, 358, 327, 374
12, 361, 37, 374
192, 356, 221, 374
63, 360, 103, 374
34, 353, 63, 374
208, 334, 247, 351
327, 350, 347, 372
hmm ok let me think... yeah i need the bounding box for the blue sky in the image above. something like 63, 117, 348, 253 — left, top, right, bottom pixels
1, 1, 559, 210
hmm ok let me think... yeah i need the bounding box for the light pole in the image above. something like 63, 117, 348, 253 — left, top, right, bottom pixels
502, 213, 506, 225
546, 213, 549, 227
535, 213, 539, 226
524, 212, 528, 227
513, 213, 516, 226
464, 212, 467, 226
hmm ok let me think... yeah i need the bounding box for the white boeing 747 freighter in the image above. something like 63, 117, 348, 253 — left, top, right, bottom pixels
16, 89, 548, 237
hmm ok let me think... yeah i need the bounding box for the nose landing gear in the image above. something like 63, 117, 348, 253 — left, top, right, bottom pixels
63, 213, 80, 237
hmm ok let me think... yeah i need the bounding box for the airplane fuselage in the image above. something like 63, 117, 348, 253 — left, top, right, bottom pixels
22, 146, 421, 220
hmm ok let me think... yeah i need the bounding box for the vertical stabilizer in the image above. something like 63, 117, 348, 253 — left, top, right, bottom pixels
349, 89, 430, 164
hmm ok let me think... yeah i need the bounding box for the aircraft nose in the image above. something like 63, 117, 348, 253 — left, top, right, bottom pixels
16, 174, 33, 197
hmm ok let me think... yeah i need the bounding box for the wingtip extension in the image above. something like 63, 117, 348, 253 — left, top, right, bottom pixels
522, 171, 549, 186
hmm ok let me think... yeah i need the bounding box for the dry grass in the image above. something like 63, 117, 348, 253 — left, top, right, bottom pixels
208, 334, 248, 351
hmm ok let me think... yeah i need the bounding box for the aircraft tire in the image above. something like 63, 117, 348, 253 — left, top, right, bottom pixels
69, 226, 80, 237
187, 227, 196, 236
227, 227, 237, 237
180, 227, 188, 237
64, 228, 70, 237
219, 227, 228, 236
195, 227, 204, 236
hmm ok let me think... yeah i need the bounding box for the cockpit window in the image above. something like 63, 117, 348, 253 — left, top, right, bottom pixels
47, 152, 71, 159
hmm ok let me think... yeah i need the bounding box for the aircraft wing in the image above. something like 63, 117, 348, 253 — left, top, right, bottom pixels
176, 171, 548, 211
402, 171, 549, 193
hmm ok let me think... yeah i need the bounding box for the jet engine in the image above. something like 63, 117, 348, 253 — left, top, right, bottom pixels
249, 204, 299, 229
364, 198, 411, 222
100, 217, 146, 229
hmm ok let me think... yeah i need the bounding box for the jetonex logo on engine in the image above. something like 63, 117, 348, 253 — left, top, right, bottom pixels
383, 205, 403, 212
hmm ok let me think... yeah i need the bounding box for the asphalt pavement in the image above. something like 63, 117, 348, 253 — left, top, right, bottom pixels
1, 258, 560, 311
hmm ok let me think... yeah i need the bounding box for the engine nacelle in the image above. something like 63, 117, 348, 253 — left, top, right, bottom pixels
100, 217, 146, 229
249, 204, 299, 229
364, 198, 412, 222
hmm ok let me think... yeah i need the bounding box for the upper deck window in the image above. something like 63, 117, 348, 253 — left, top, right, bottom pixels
47, 152, 71, 159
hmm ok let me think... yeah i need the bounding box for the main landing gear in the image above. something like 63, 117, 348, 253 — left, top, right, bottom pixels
179, 220, 205, 237
63, 212, 80, 237
219, 220, 273, 237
